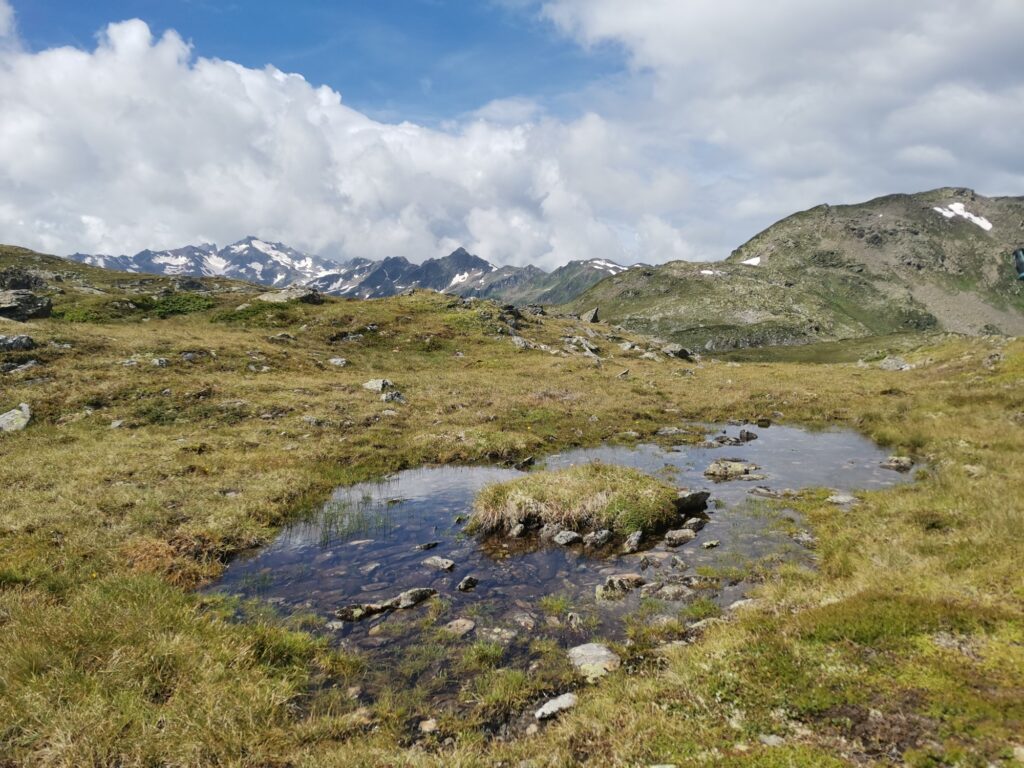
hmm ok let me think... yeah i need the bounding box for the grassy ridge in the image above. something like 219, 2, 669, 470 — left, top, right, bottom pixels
1, 247, 1022, 766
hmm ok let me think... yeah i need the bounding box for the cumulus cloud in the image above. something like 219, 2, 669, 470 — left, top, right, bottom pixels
0, 1, 1021, 267
0, 8, 691, 267
543, 0, 1024, 247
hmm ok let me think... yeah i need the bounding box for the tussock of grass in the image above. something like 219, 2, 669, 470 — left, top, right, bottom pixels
468, 461, 679, 535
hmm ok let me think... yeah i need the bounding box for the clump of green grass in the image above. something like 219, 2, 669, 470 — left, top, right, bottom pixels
468, 461, 679, 535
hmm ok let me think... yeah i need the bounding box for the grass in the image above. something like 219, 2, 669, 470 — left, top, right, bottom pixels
1, 245, 1023, 766
468, 462, 680, 535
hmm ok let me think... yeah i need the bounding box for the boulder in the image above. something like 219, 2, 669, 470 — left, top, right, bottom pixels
675, 489, 711, 513
882, 456, 914, 472
580, 307, 600, 323
0, 291, 52, 322
704, 459, 759, 480
553, 530, 582, 546
535, 693, 578, 721
567, 643, 621, 682
363, 379, 394, 392
622, 530, 643, 554
422, 556, 455, 572
256, 286, 323, 304
664, 529, 697, 547
660, 343, 694, 360
0, 403, 31, 432
0, 335, 36, 352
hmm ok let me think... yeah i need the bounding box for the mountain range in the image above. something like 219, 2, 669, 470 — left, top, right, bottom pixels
567, 187, 1024, 349
67, 237, 632, 305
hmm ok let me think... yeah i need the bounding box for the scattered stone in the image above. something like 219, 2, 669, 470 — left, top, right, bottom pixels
738, 429, 758, 442
325, 620, 345, 631
704, 459, 759, 480
509, 523, 526, 538
755, 417, 772, 428
882, 455, 914, 472
583, 529, 612, 547
327, 357, 348, 367
553, 530, 582, 546
0, 334, 35, 352
0, 403, 31, 432
878, 356, 913, 372
419, 718, 439, 734
535, 693, 578, 721
656, 426, 685, 437
422, 556, 455, 572
622, 530, 643, 554
568, 643, 621, 682
0, 290, 52, 321
395, 587, 437, 609
335, 587, 437, 621
702, 540, 721, 549
268, 332, 294, 343
676, 489, 711, 513
728, 599, 759, 612
151, 357, 169, 367
363, 379, 394, 392
381, 391, 406, 404
670, 556, 687, 569
664, 529, 697, 547
604, 573, 645, 592
109, 420, 124, 429
510, 335, 532, 349
681, 517, 706, 532
538, 523, 565, 540
457, 575, 478, 592
759, 734, 785, 747
661, 343, 694, 360
658, 583, 695, 601
414, 541, 440, 551
826, 493, 858, 505
580, 307, 600, 323
566, 612, 584, 631
256, 286, 323, 304
481, 627, 517, 645
444, 618, 476, 638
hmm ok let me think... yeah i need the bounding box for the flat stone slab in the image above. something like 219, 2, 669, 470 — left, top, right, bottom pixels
568, 642, 621, 682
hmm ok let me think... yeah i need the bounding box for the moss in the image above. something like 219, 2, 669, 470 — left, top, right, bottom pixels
468, 461, 680, 535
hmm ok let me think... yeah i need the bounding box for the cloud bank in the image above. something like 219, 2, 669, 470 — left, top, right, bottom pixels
0, 0, 1021, 267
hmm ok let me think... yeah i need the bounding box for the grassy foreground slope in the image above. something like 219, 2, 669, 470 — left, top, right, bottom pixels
0, 246, 1022, 766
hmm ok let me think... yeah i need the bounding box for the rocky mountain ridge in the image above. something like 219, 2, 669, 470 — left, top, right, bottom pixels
67, 240, 632, 305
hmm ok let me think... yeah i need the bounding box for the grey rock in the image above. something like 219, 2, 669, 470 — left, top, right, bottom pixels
878, 356, 913, 372
681, 517, 706, 532
380, 391, 406, 404
701, 540, 721, 549
704, 459, 759, 480
422, 556, 455, 572
882, 455, 914, 472
363, 379, 394, 392
395, 587, 437, 609
660, 343, 694, 360
457, 575, 478, 592
658, 583, 695, 601
622, 530, 643, 554
0, 334, 35, 352
656, 426, 684, 436
0, 291, 51, 321
739, 429, 758, 442
0, 403, 31, 432
664, 529, 697, 547
583, 529, 612, 547
580, 307, 599, 323
567, 643, 621, 681
535, 692, 578, 721
553, 530, 582, 546
670, 556, 687, 569
414, 541, 439, 551
444, 618, 476, 638
327, 357, 348, 367
676, 489, 711, 513
151, 358, 169, 367
509, 523, 526, 538
603, 573, 645, 592
826, 493, 857, 505
256, 286, 323, 304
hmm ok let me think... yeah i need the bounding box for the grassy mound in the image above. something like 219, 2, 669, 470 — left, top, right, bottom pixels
469, 462, 679, 535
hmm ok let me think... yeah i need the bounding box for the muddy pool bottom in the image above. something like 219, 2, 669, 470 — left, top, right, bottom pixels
208, 424, 911, 725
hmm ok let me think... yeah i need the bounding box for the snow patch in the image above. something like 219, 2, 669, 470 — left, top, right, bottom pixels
449, 271, 470, 287
740, 256, 761, 266
933, 202, 993, 231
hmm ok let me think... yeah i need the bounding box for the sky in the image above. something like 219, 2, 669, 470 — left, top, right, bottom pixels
0, 0, 1022, 268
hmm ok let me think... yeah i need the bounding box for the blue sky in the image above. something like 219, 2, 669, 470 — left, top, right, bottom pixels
14, 0, 626, 123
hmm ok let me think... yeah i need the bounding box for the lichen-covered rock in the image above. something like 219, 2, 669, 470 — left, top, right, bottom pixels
0, 403, 31, 432
664, 529, 697, 547
567, 643, 621, 682
704, 459, 759, 480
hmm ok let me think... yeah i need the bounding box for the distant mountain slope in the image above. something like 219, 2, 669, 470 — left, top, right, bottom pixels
69, 240, 633, 304
71, 237, 338, 287
566, 188, 1024, 349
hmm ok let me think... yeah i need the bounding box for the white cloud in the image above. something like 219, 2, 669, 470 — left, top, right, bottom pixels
0, 9, 695, 268
542, 0, 1024, 252
0, 2, 1021, 269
